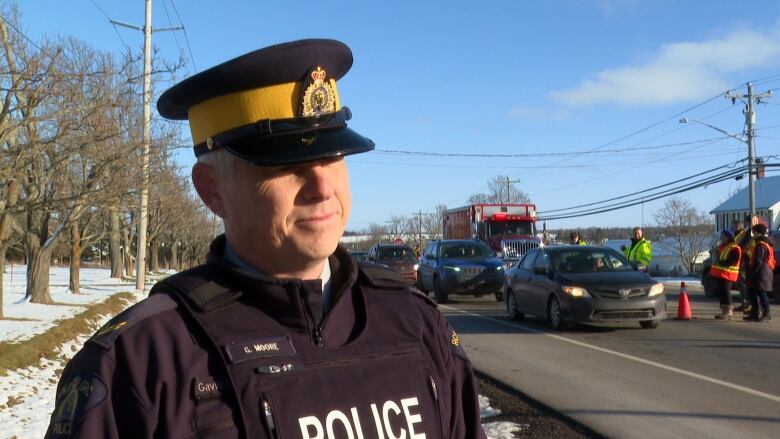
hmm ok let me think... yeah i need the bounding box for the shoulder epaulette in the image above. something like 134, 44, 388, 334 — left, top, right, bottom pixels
357, 262, 408, 290
89, 293, 177, 350
411, 288, 437, 308
151, 267, 241, 312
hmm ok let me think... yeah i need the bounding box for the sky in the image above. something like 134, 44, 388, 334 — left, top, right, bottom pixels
15, 0, 780, 231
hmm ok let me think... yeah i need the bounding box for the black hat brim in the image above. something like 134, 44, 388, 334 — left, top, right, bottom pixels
224, 126, 374, 166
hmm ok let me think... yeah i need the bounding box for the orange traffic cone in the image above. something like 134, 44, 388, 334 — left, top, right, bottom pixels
674, 281, 692, 320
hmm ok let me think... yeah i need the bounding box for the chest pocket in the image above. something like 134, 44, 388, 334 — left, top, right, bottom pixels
253, 347, 444, 439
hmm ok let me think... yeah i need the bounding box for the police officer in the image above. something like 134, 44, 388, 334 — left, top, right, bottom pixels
46, 40, 486, 439
624, 227, 652, 271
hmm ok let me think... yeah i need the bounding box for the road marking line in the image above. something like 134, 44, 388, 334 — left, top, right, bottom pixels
441, 305, 780, 404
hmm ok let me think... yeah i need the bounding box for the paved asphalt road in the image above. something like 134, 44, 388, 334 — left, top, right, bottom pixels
440, 286, 780, 439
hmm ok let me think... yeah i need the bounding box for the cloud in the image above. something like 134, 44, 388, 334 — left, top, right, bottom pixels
552, 27, 780, 106
508, 105, 570, 121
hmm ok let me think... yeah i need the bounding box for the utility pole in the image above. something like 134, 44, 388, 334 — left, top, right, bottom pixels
111, 1, 183, 291
500, 177, 522, 204
412, 210, 425, 249
726, 83, 773, 218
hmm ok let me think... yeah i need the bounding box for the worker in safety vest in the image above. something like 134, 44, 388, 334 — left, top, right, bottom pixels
710, 230, 742, 320
624, 227, 652, 271
569, 232, 587, 246
744, 222, 775, 322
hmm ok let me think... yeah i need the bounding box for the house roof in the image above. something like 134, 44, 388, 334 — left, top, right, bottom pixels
709, 175, 780, 214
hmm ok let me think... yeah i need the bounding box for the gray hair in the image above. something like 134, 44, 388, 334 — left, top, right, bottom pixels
196, 149, 238, 180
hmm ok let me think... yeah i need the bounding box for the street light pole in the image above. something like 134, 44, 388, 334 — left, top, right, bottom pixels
745, 83, 757, 218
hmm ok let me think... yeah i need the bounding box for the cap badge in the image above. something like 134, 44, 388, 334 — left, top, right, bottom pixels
301, 66, 336, 117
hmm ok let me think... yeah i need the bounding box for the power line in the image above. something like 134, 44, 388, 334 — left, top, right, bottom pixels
88, 0, 130, 52
0, 15, 42, 51
167, 0, 197, 72
538, 166, 749, 221
160, 0, 184, 58
374, 136, 731, 158
538, 159, 746, 215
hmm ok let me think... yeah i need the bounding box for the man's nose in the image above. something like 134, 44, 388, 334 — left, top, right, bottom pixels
300, 164, 335, 201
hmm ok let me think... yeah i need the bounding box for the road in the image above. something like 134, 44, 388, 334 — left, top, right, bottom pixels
440, 286, 780, 439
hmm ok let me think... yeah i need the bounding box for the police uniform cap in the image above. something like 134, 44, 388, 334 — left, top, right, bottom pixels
157, 39, 374, 166
751, 223, 768, 234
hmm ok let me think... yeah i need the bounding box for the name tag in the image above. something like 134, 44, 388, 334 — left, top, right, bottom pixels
224, 336, 296, 364
192, 376, 226, 401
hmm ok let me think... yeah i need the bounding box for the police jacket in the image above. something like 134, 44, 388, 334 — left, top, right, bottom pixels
45, 236, 486, 439
747, 237, 775, 292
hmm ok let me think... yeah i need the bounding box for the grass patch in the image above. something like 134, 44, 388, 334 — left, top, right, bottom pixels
0, 317, 40, 322
0, 291, 136, 377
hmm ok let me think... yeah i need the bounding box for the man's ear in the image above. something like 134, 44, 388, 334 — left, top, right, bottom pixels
192, 163, 226, 218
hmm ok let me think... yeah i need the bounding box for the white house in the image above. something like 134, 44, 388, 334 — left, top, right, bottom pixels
709, 175, 780, 232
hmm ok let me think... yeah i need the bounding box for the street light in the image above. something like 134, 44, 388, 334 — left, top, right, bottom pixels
679, 117, 756, 217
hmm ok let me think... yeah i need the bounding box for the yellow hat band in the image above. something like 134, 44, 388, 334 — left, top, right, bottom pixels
187, 79, 341, 144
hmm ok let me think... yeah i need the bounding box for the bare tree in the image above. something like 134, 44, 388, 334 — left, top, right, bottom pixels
469, 175, 531, 205
653, 197, 714, 272
384, 214, 409, 242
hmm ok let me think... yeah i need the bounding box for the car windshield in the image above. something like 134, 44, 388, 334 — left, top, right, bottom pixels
377, 247, 416, 261
550, 248, 632, 273
488, 220, 533, 236
439, 243, 493, 259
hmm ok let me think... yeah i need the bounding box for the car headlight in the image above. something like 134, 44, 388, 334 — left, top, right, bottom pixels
562, 286, 590, 298
648, 283, 665, 297
496, 265, 505, 271
413, 263, 419, 271
442, 265, 461, 272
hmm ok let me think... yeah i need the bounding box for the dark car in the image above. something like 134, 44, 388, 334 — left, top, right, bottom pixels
349, 251, 369, 263
503, 246, 666, 330
367, 244, 418, 285
417, 239, 506, 303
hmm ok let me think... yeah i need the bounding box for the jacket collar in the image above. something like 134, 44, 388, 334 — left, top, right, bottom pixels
203, 235, 361, 345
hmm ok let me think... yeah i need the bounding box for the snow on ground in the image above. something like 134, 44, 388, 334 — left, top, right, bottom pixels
480, 395, 526, 438
1, 265, 525, 438
1, 264, 135, 343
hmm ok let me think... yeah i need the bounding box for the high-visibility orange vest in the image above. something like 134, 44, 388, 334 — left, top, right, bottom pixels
751, 240, 776, 270
710, 242, 741, 282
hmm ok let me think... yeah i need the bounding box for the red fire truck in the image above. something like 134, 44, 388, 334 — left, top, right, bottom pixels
443, 204, 541, 262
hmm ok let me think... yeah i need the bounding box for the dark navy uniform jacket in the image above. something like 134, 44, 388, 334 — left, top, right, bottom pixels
45, 236, 486, 439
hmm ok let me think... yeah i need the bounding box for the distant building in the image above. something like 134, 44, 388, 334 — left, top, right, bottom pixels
709, 175, 780, 232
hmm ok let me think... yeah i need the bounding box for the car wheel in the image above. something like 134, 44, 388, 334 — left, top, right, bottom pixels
640, 320, 659, 329
548, 296, 566, 331
506, 291, 525, 321
434, 276, 448, 304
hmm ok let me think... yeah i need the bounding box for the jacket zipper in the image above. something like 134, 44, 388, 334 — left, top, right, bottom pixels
262, 399, 279, 438
300, 292, 324, 347
429, 374, 445, 438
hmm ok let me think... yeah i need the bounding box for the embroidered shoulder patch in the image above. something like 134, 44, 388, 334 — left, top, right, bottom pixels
47, 372, 107, 436
89, 293, 177, 349
450, 329, 470, 362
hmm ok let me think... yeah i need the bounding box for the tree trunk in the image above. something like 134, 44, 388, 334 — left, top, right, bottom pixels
0, 243, 6, 319
122, 227, 131, 279
109, 207, 123, 278
170, 242, 178, 271
69, 222, 81, 294
150, 239, 159, 273
27, 244, 54, 304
